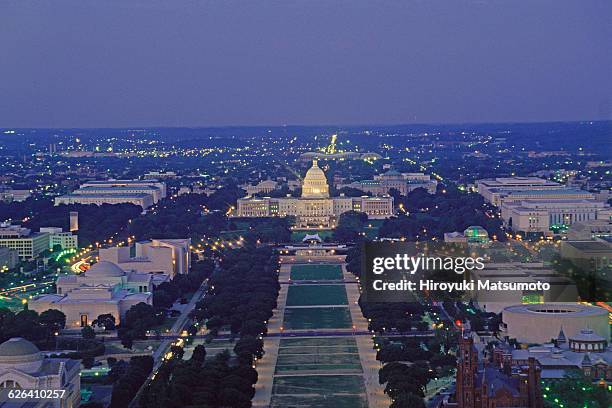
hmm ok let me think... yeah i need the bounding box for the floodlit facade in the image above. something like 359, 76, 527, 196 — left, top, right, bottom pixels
100, 238, 191, 281
54, 179, 166, 209
477, 177, 610, 234
30, 261, 152, 328
40, 227, 78, 250
476, 177, 565, 207
236, 160, 394, 228
469, 262, 578, 314
0, 337, 81, 408
501, 199, 607, 233
339, 170, 437, 195
501, 303, 609, 344
0, 224, 49, 259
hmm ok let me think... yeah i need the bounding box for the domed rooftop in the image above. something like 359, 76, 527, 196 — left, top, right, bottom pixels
569, 328, 606, 343
301, 160, 329, 198
86, 261, 125, 277
0, 337, 40, 358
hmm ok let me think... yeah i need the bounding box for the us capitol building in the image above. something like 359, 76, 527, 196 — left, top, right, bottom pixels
236, 160, 394, 228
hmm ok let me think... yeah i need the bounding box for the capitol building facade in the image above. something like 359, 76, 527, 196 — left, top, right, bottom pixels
236, 160, 394, 228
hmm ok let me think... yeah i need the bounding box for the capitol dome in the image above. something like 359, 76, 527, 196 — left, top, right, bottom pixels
301, 160, 329, 198
0, 338, 43, 372
86, 261, 125, 277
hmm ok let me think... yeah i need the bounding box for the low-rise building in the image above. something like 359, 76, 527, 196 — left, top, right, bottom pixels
476, 177, 565, 207
501, 303, 609, 344
560, 238, 612, 274
241, 179, 278, 195
100, 238, 191, 281
0, 224, 49, 259
0, 187, 31, 202
54, 179, 166, 209
501, 199, 607, 234
338, 170, 437, 195
0, 337, 81, 407
455, 334, 544, 408
444, 226, 490, 244
30, 261, 152, 328
55, 193, 154, 209
469, 263, 578, 314
39, 227, 78, 251
508, 329, 611, 381
567, 219, 612, 240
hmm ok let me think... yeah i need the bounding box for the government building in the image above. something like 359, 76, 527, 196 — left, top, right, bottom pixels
54, 179, 166, 209
30, 261, 153, 328
0, 337, 81, 407
236, 160, 394, 228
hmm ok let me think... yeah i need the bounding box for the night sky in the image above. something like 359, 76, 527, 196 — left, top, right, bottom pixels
1, 0, 611, 127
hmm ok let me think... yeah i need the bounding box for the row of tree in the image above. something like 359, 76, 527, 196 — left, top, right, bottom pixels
153, 259, 215, 308
0, 307, 66, 346
140, 347, 258, 408
109, 355, 154, 408
380, 186, 506, 241
345, 247, 457, 407
191, 245, 280, 339
138, 245, 280, 407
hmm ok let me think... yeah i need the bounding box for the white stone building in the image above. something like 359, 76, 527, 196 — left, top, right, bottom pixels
236, 160, 393, 228
30, 261, 152, 328
54, 179, 166, 209
338, 170, 437, 195
100, 238, 191, 281
501, 303, 609, 344
0, 337, 81, 407
39, 227, 78, 251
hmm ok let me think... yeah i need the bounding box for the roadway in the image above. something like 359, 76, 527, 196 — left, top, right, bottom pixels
128, 279, 209, 408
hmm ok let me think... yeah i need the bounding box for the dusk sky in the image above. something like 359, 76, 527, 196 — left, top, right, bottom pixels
1, 0, 611, 128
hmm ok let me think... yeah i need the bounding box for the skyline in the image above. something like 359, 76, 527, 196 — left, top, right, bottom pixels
2, 0, 611, 128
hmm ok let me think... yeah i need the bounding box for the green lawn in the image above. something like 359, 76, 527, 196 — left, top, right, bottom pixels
271, 375, 367, 408
280, 337, 357, 347
290, 264, 343, 280
286, 285, 348, 306
275, 353, 362, 369
278, 345, 359, 355
283, 307, 353, 329
272, 375, 366, 394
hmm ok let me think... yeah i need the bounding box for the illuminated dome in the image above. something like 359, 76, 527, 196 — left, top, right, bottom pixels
463, 226, 489, 243
0, 338, 43, 371
86, 261, 125, 277
301, 160, 329, 198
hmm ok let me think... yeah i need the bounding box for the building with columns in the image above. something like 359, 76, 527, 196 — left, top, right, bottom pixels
30, 261, 152, 328
236, 160, 394, 228
0, 337, 81, 408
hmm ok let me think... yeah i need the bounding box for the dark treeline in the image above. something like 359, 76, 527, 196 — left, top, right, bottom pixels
138, 245, 279, 408
0, 307, 65, 346
346, 247, 458, 407
192, 245, 279, 339
380, 186, 505, 241
152, 259, 215, 308
0, 198, 141, 247
109, 355, 154, 408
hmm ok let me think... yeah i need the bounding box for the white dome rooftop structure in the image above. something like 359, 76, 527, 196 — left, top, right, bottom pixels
0, 337, 43, 372
85, 261, 125, 278
568, 328, 608, 352
301, 160, 330, 199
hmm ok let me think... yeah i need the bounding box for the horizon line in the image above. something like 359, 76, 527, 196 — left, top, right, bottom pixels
1, 118, 611, 132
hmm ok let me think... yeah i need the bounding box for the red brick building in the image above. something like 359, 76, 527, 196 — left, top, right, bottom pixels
455, 334, 544, 408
